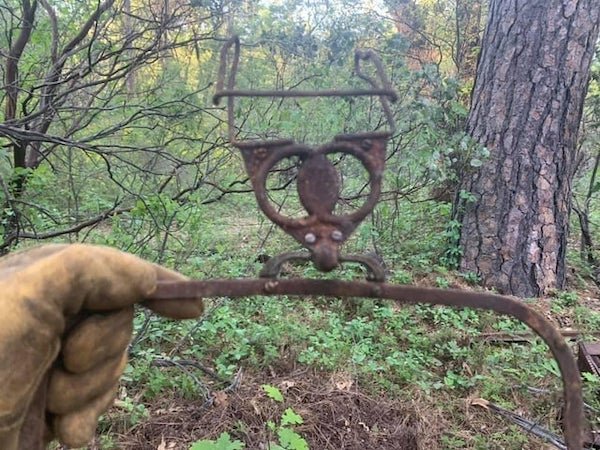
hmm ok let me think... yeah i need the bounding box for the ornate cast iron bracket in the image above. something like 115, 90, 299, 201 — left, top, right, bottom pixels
213, 35, 396, 276
151, 37, 584, 449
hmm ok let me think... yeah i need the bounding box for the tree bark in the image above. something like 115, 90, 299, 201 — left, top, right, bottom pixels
458, 0, 600, 297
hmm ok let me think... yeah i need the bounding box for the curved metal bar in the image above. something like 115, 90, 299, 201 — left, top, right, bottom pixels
258, 252, 386, 281
247, 143, 313, 229
211, 35, 399, 142
150, 279, 583, 449
339, 254, 386, 281
354, 49, 397, 133
316, 140, 384, 224
259, 251, 311, 278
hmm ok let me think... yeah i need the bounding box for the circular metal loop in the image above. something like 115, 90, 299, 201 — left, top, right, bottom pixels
252, 141, 381, 228
252, 144, 313, 229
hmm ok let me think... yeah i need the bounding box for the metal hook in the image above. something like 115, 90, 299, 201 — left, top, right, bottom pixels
354, 49, 397, 133
212, 35, 398, 143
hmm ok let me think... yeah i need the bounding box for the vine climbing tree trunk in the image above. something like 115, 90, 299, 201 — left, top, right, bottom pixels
457, 0, 600, 297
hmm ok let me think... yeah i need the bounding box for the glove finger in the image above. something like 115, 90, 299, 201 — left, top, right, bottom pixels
9, 244, 156, 315
62, 308, 134, 374
0, 244, 69, 277
52, 382, 118, 448
142, 265, 204, 319
5, 244, 203, 318
75, 245, 157, 311
47, 352, 127, 415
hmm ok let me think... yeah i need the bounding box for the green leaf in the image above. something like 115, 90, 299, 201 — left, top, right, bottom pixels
261, 384, 284, 402
469, 158, 483, 167
267, 443, 286, 450
189, 432, 245, 450
277, 428, 309, 450
281, 408, 304, 426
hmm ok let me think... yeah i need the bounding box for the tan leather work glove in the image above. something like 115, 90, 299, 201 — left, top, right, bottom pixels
0, 244, 203, 449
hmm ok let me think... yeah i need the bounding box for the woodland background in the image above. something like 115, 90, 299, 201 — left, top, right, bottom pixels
2, 0, 600, 448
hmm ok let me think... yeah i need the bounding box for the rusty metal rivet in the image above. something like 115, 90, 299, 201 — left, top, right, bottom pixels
331, 230, 343, 241
264, 280, 279, 293
361, 139, 373, 150
304, 232, 317, 244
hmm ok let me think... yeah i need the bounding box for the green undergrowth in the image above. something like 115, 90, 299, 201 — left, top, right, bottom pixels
129, 294, 600, 396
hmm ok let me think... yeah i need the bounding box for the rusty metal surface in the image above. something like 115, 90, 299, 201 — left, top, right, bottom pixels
212, 36, 396, 275
578, 342, 600, 377
213, 36, 398, 140
258, 251, 386, 281
150, 279, 583, 449
240, 137, 388, 273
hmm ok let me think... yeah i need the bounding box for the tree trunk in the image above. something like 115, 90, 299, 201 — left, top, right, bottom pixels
458, 0, 600, 297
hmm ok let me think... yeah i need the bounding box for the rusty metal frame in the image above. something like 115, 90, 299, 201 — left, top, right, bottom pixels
212, 36, 398, 273
151, 37, 585, 449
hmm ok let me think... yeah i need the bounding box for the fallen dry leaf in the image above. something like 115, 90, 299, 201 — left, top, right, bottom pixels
213, 390, 229, 408
470, 398, 490, 409
280, 380, 296, 389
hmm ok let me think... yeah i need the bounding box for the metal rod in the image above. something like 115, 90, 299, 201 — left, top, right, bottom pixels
213, 88, 398, 103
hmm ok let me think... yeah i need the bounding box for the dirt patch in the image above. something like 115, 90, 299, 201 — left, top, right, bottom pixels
113, 369, 431, 449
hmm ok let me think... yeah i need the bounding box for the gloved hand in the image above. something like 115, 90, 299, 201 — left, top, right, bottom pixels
0, 244, 203, 449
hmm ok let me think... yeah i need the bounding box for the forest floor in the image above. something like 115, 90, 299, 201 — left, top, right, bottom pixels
115, 369, 426, 450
